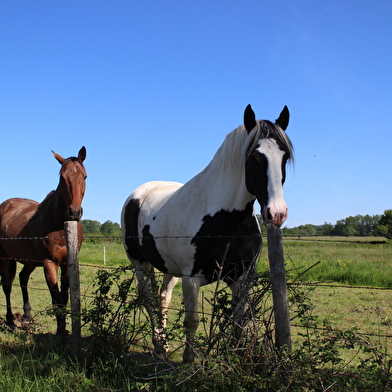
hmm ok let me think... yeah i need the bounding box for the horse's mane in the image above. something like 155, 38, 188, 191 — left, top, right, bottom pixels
208, 120, 294, 172
247, 120, 294, 161
41, 190, 56, 203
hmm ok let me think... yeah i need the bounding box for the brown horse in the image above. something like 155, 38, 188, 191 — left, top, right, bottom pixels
0, 147, 87, 335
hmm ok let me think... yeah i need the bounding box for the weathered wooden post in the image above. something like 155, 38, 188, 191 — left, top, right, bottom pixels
266, 224, 292, 351
64, 221, 81, 358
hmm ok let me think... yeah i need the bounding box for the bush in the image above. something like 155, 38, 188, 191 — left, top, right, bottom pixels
79, 267, 392, 391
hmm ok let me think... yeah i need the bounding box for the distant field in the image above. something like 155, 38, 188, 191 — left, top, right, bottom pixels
282, 235, 387, 243
257, 235, 392, 287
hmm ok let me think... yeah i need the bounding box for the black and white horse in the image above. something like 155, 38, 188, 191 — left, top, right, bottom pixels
121, 105, 293, 362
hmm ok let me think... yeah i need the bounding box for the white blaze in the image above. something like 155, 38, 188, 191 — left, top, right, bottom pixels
256, 138, 288, 226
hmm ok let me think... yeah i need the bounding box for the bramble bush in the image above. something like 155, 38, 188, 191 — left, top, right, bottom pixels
79, 266, 392, 391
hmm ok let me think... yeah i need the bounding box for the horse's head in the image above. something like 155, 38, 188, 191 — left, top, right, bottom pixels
244, 105, 293, 227
52, 146, 87, 221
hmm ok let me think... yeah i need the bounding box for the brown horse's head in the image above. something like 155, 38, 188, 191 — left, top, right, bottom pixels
52, 146, 87, 221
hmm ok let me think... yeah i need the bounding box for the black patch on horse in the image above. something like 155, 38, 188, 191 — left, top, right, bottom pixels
191, 202, 261, 284
123, 198, 145, 262
141, 224, 168, 273
123, 198, 168, 273
245, 149, 269, 208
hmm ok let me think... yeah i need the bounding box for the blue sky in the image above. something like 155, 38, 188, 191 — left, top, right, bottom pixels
1, 1, 391, 228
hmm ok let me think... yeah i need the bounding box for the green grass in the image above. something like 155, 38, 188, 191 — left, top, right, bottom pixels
1, 236, 392, 390
79, 241, 129, 267
256, 236, 392, 287
3, 236, 391, 335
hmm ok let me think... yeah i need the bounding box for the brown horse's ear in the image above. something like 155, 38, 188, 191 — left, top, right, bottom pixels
78, 146, 86, 162
52, 150, 66, 165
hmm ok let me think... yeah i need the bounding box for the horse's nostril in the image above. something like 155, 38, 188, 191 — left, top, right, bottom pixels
67, 207, 83, 221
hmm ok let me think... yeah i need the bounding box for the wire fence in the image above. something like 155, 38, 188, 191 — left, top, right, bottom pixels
1, 233, 391, 344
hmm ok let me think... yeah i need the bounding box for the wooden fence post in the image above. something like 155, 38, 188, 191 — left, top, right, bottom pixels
64, 221, 81, 358
266, 224, 292, 351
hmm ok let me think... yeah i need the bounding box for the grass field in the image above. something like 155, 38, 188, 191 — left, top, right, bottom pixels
1, 236, 391, 390
2, 237, 391, 340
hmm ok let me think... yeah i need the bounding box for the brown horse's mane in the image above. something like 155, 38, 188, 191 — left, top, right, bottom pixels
42, 190, 56, 202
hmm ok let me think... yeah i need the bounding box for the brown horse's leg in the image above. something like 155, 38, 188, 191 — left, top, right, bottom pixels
43, 260, 66, 335
59, 263, 69, 307
0, 259, 17, 328
19, 263, 37, 322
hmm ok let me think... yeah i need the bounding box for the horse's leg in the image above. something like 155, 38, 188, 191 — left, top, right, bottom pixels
0, 259, 17, 328
19, 263, 36, 323
230, 266, 255, 342
43, 259, 66, 335
58, 263, 69, 335
182, 275, 201, 363
59, 263, 69, 307
160, 273, 179, 329
134, 261, 167, 358
154, 273, 179, 353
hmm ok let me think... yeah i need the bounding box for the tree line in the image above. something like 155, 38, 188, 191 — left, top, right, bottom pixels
280, 210, 392, 238
81, 209, 392, 242
81, 220, 122, 243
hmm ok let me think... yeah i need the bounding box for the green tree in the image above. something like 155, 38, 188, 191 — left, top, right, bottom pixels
377, 210, 392, 239
81, 220, 101, 234
356, 214, 380, 236
345, 216, 359, 236
100, 220, 122, 237
321, 222, 334, 235
303, 224, 316, 236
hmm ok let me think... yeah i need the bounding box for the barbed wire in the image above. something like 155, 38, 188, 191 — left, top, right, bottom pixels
2, 232, 388, 241
0, 234, 265, 242
289, 281, 392, 291
1, 286, 390, 341
1, 233, 391, 342
1, 249, 392, 293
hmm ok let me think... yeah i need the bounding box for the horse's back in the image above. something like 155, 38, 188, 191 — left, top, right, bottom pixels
123, 181, 183, 221
0, 198, 40, 260
0, 198, 39, 238
122, 181, 183, 265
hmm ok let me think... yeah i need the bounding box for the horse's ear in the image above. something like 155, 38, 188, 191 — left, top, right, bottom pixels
244, 104, 257, 132
78, 146, 86, 162
275, 106, 289, 131
52, 150, 65, 165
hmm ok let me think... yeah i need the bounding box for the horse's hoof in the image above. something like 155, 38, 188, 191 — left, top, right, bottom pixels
4, 323, 17, 333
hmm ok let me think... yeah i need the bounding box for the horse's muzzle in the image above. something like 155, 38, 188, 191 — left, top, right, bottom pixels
263, 205, 288, 228
67, 207, 83, 221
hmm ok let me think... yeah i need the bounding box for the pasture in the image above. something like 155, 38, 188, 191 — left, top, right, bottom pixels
5, 237, 392, 334
1, 236, 391, 391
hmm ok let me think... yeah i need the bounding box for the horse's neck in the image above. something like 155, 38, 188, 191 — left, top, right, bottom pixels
185, 153, 254, 212
38, 188, 67, 228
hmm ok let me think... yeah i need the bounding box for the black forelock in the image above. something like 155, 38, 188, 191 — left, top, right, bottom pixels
258, 120, 294, 162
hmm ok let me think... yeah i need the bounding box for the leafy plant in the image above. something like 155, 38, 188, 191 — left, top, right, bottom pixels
79, 264, 392, 391
81, 266, 149, 363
